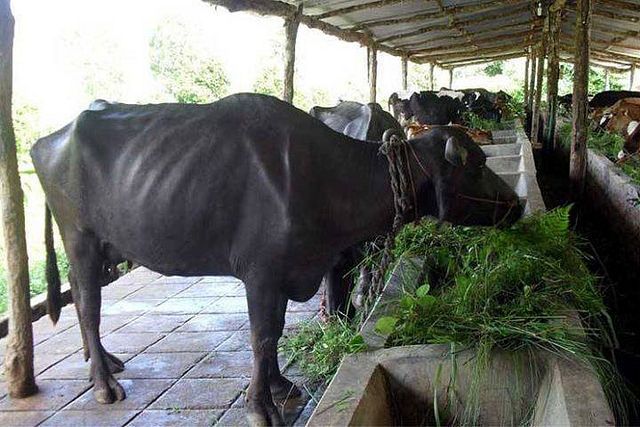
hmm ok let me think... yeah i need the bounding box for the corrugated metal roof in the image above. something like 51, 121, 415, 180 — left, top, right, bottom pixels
210, 0, 640, 68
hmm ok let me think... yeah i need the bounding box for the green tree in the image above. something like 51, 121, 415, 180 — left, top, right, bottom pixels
149, 19, 230, 103
483, 61, 504, 77
253, 64, 283, 98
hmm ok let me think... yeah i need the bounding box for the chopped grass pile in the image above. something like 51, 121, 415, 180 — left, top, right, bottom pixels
376, 207, 629, 423
463, 112, 509, 132
283, 208, 630, 422
383, 207, 605, 351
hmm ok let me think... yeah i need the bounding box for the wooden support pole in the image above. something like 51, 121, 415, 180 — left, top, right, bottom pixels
544, 0, 564, 153
532, 40, 546, 147
570, 0, 591, 199
528, 49, 537, 112
368, 46, 378, 103
0, 0, 38, 398
401, 55, 408, 91
604, 68, 610, 90
524, 50, 530, 107
283, 4, 302, 104
448, 68, 454, 89
630, 64, 636, 90
429, 62, 435, 90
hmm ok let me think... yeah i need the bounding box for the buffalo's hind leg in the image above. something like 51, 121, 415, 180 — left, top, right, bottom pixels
244, 282, 300, 426
69, 274, 124, 374
65, 231, 125, 404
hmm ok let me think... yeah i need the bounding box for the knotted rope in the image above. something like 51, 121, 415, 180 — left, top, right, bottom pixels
362, 129, 418, 314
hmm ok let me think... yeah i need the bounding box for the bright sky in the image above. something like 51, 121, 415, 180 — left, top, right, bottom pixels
11, 0, 527, 132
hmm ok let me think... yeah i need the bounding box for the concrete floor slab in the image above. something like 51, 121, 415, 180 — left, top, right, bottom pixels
0, 269, 320, 426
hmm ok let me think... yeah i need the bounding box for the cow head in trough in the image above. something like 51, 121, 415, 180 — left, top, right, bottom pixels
402, 126, 523, 226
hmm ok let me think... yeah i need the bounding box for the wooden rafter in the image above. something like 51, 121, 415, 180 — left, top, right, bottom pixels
348, 0, 528, 30
395, 20, 540, 51
312, 0, 406, 20
380, 3, 533, 45
409, 28, 541, 55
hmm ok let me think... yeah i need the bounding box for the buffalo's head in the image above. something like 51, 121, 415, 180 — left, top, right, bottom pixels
409, 126, 523, 227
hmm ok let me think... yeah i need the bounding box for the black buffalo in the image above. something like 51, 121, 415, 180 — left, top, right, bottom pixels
410, 91, 464, 125
388, 92, 413, 123
32, 93, 522, 425
589, 90, 640, 109
309, 100, 402, 141
310, 100, 403, 315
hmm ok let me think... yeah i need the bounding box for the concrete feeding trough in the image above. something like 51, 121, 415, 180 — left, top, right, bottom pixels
307, 122, 613, 426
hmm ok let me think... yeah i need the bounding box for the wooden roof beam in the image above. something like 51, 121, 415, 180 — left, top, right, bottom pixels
410, 29, 540, 57
348, 0, 529, 30
205, 0, 408, 58
381, 4, 534, 45
395, 20, 540, 50
312, 0, 406, 20
413, 42, 535, 63
437, 51, 528, 67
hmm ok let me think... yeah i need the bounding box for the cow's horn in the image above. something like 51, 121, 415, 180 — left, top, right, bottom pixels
383, 128, 405, 143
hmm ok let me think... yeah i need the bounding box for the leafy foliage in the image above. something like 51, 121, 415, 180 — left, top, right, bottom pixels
0, 249, 70, 315
280, 316, 366, 384
149, 19, 230, 103
483, 61, 504, 77
558, 122, 640, 186
559, 64, 624, 95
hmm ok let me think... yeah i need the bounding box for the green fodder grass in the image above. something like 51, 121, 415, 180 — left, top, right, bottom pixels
0, 249, 69, 316
280, 316, 366, 384
463, 112, 509, 132
378, 207, 630, 423
558, 122, 640, 186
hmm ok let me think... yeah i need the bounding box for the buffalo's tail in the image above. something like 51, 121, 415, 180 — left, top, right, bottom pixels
45, 204, 62, 324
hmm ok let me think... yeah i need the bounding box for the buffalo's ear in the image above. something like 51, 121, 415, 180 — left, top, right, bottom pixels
445, 136, 468, 166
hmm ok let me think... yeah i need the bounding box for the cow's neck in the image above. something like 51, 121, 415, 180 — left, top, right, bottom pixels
332, 139, 434, 248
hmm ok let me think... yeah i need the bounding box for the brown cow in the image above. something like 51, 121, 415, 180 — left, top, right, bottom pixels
406, 123, 493, 145
598, 97, 640, 153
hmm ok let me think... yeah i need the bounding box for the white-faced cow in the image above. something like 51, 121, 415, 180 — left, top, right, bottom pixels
32, 93, 522, 426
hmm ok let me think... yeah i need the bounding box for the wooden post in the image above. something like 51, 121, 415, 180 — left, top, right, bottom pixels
524, 50, 530, 107
283, 4, 302, 104
544, 0, 564, 153
531, 40, 546, 147
401, 55, 408, 91
528, 49, 537, 112
570, 0, 591, 199
630, 64, 636, 90
448, 68, 454, 89
604, 68, 610, 91
368, 46, 378, 103
429, 62, 435, 91
0, 0, 38, 398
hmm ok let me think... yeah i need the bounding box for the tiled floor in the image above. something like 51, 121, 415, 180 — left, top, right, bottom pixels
0, 267, 323, 426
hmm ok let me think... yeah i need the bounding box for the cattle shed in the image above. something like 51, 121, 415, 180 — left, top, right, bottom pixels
1, 0, 640, 424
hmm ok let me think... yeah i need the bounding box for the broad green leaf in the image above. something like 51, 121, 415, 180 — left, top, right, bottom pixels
416, 284, 431, 298
375, 316, 398, 335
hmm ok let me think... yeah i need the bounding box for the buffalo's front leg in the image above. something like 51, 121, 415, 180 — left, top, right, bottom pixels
245, 283, 297, 426
267, 295, 301, 401
66, 232, 125, 404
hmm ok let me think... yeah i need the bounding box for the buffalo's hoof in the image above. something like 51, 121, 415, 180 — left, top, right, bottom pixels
270, 375, 301, 401
104, 351, 125, 374
93, 375, 126, 404
246, 398, 283, 426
